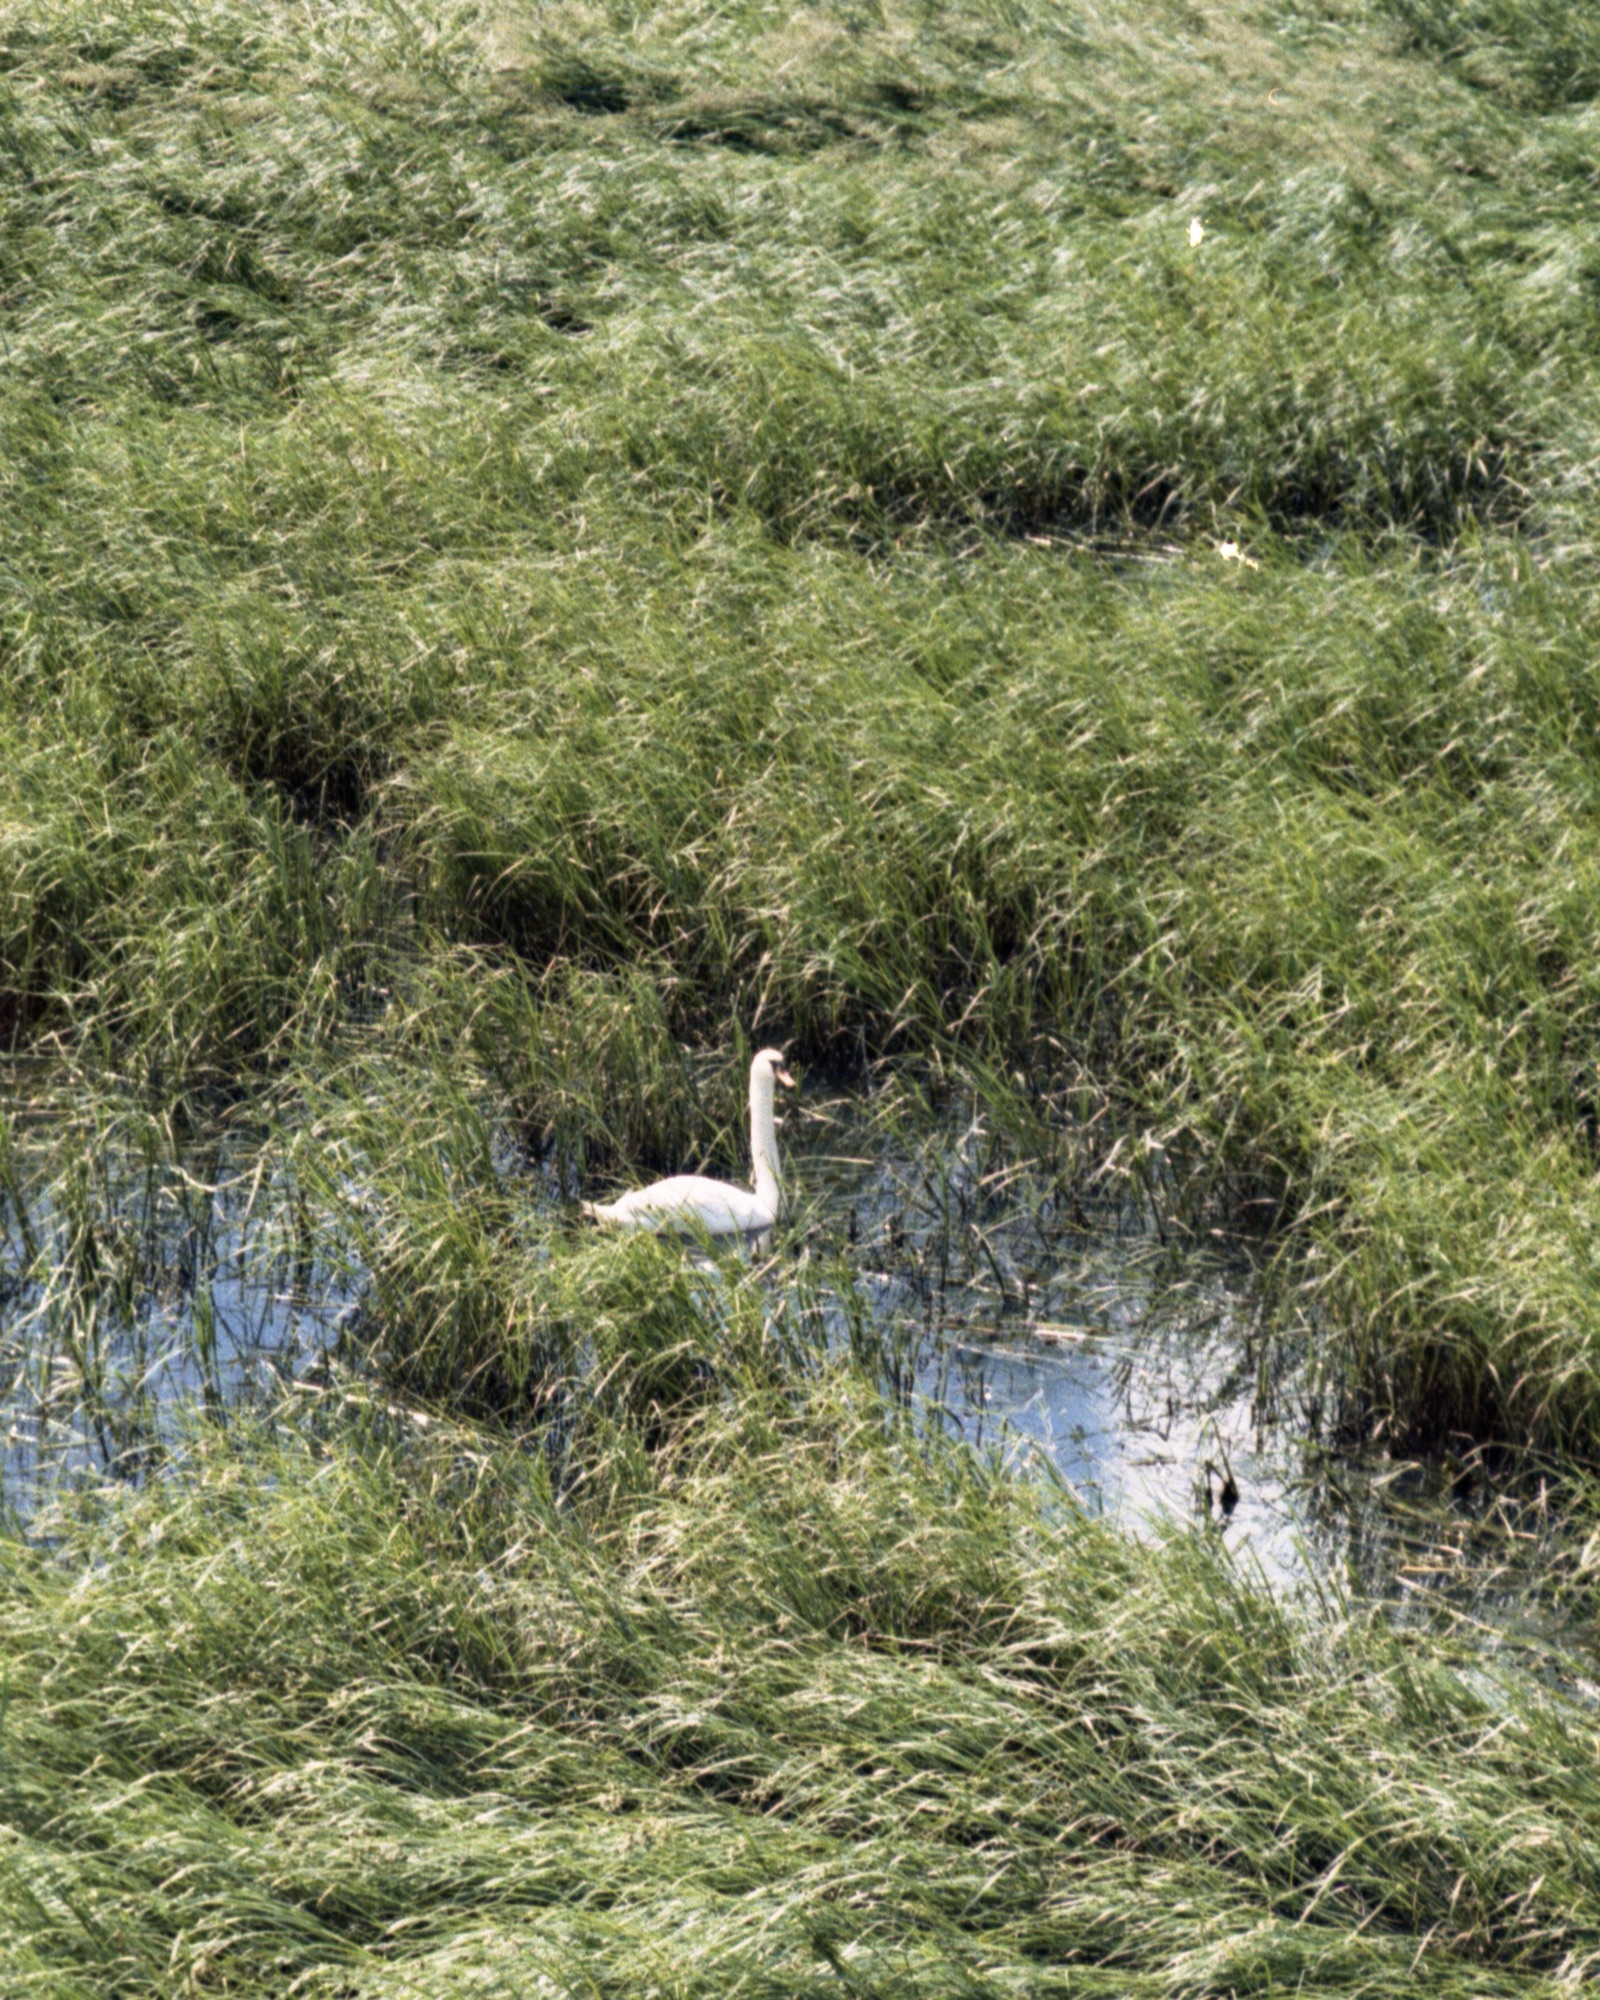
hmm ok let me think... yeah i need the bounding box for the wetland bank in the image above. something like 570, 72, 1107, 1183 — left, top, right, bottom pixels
8, 0, 1600, 1990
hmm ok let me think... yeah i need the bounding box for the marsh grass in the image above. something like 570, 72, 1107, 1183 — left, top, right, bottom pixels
5, 1355, 1600, 1996
9, 2, 1600, 1976
1, 0, 1600, 1444
1387, 0, 1600, 107
0, 1084, 355, 1493
382, 542, 1600, 1446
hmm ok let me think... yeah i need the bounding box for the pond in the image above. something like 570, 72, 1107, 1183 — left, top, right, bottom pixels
0, 1069, 1584, 1655
782, 1085, 1584, 1644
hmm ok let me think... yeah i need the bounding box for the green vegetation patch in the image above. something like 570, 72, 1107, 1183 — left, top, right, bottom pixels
11, 3, 1600, 1988
3, 4, 1600, 1442
4, 1350, 1599, 1996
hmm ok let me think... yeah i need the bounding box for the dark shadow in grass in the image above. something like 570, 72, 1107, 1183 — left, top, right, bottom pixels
490, 275, 591, 337
0, 31, 45, 71
152, 183, 268, 237
655, 80, 1045, 155
60, 37, 203, 105
653, 80, 963, 157
192, 301, 245, 342
817, 441, 1520, 554
1386, 0, 1600, 110
530, 52, 679, 117
190, 237, 294, 305
658, 99, 882, 155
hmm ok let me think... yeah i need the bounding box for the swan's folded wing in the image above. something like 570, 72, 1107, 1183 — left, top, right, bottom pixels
592, 1174, 775, 1235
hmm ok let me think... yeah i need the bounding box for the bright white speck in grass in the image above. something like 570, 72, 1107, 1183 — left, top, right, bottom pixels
1189, 217, 1205, 247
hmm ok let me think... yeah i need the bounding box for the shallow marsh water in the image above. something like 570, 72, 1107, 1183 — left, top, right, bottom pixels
781, 1091, 1587, 1644
0, 1074, 1583, 1653
0, 1092, 345, 1497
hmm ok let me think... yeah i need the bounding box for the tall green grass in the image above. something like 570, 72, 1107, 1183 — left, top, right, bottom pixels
11, 4, 1600, 1983
380, 541, 1600, 1444
4, 0, 1600, 1451
4, 1341, 1600, 1996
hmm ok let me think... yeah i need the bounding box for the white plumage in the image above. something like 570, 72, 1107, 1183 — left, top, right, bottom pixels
580, 1048, 794, 1235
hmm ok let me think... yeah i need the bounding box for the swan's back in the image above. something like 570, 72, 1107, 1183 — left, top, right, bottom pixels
583, 1173, 775, 1236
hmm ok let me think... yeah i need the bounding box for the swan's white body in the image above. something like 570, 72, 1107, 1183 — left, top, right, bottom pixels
581, 1049, 794, 1236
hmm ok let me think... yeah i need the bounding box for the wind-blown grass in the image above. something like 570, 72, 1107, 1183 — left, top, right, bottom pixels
379, 540, 1600, 1445
4, 4, 1600, 1436
0, 721, 391, 1077
12, 5, 1600, 1982
4, 1333, 1599, 1997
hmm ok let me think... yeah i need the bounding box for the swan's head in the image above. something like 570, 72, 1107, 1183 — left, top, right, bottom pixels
752, 1047, 796, 1091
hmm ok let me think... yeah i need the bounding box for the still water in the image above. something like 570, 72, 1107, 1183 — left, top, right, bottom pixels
781, 1089, 1578, 1637
0, 1076, 1582, 1646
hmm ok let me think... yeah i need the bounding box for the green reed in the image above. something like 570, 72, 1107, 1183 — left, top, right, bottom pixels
4, 1327, 1600, 1996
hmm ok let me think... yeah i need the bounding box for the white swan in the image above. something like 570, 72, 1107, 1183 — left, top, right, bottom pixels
580, 1048, 795, 1235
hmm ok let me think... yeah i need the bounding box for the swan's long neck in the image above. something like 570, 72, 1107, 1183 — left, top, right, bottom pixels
749, 1065, 783, 1219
